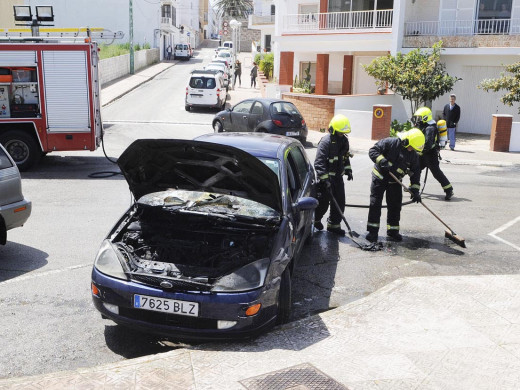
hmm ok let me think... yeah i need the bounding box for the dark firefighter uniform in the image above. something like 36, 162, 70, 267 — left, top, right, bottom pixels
366, 130, 423, 243
413, 107, 454, 201
314, 115, 353, 235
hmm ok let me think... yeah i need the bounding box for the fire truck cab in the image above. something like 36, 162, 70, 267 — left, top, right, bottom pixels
0, 34, 105, 170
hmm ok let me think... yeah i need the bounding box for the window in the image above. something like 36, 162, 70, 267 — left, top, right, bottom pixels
189, 77, 217, 89
288, 147, 309, 185
233, 100, 253, 113
271, 5, 276, 15
251, 102, 264, 115
270, 102, 301, 116
286, 153, 303, 202
477, 0, 512, 34
161, 5, 171, 18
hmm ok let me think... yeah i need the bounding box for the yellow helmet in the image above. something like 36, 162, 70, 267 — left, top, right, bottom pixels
412, 107, 433, 126
329, 114, 351, 134
398, 128, 425, 152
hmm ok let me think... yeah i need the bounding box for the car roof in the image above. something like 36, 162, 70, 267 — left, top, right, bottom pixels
191, 69, 219, 76
194, 132, 297, 159
236, 98, 289, 106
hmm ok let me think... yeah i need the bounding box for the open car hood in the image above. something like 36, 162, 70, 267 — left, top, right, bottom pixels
118, 139, 282, 213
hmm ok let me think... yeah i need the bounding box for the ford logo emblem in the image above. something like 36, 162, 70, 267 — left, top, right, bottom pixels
160, 281, 173, 289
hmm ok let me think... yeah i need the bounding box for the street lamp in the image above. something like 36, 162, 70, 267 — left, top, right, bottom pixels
229, 19, 240, 82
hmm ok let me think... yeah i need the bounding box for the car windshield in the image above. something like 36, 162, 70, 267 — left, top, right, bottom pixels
270, 102, 301, 116
138, 190, 280, 219
189, 76, 216, 89
218, 52, 231, 58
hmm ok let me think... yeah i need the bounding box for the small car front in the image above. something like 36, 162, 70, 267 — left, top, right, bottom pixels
91, 139, 291, 340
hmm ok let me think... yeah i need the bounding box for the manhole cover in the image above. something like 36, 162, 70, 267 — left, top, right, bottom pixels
240, 363, 348, 390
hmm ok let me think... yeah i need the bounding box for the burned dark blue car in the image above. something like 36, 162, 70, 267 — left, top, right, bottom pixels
91, 133, 317, 340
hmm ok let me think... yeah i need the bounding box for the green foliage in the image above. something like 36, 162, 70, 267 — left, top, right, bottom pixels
134, 43, 141, 51
478, 62, 520, 113
215, 0, 253, 18
292, 62, 314, 94
390, 119, 412, 137
259, 53, 274, 80
363, 41, 461, 114
98, 42, 151, 60
254, 53, 263, 65
143, 42, 151, 50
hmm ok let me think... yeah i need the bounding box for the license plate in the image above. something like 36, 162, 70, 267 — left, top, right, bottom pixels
190, 94, 203, 98
134, 294, 199, 317
286, 131, 300, 136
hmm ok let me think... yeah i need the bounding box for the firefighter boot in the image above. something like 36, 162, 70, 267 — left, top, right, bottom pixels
327, 223, 345, 236
314, 220, 324, 231
366, 230, 378, 243
445, 189, 454, 201
387, 230, 403, 242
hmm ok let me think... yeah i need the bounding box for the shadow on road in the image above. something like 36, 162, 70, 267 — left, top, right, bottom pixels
21, 156, 125, 181
0, 242, 48, 282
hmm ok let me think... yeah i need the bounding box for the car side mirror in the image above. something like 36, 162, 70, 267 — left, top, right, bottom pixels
292, 197, 318, 211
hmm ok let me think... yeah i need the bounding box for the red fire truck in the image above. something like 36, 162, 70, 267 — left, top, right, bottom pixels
0, 29, 122, 170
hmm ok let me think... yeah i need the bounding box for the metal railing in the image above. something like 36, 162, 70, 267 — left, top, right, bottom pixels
405, 19, 519, 36
284, 9, 393, 33
251, 14, 276, 25
161, 17, 172, 26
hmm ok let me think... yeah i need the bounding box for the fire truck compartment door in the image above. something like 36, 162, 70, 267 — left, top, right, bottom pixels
43, 51, 90, 133
0, 51, 37, 67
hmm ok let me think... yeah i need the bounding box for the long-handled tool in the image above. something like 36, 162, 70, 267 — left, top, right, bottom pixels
327, 187, 382, 251
388, 171, 466, 248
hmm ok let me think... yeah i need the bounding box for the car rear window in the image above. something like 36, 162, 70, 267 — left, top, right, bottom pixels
0, 148, 13, 169
175, 44, 187, 50
270, 102, 301, 116
189, 76, 217, 89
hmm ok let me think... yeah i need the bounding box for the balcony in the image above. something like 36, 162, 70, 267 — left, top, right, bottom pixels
161, 17, 172, 26
403, 19, 520, 48
283, 10, 393, 34
250, 14, 275, 26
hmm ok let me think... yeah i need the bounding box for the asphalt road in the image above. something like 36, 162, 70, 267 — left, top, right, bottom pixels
0, 47, 519, 379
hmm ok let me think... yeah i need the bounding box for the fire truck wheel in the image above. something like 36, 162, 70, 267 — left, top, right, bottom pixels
0, 131, 41, 171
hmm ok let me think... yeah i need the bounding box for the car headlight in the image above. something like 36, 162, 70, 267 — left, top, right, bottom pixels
212, 258, 270, 292
94, 240, 128, 281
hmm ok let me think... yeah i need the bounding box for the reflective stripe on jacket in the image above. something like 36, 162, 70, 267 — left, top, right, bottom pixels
314, 133, 351, 181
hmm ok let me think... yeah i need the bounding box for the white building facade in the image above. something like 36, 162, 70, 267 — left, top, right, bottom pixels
273, 0, 520, 135
160, 0, 201, 60
248, 0, 276, 53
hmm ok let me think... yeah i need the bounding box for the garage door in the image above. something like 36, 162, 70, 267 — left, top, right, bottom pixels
459, 66, 519, 135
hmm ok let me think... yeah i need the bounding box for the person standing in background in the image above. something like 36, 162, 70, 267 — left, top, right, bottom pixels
166, 45, 172, 61
442, 94, 461, 151
234, 59, 242, 87
250, 62, 258, 88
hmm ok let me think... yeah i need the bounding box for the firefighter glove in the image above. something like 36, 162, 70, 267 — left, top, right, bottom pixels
379, 158, 391, 172
345, 170, 353, 181
410, 189, 421, 203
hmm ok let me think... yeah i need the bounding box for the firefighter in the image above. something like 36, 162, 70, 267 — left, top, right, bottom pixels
366, 128, 424, 243
412, 107, 454, 201
314, 114, 353, 235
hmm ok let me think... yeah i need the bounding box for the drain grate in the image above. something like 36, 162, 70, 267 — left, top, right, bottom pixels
240, 363, 348, 390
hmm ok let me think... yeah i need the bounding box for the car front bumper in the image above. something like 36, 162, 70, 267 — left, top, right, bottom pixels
91, 267, 278, 340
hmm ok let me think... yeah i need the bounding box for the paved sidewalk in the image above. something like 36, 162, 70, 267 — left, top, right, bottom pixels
2, 57, 518, 390
2, 274, 520, 389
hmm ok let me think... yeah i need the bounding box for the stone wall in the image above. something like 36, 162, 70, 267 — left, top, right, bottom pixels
281, 93, 335, 131
220, 18, 261, 52
98, 48, 159, 86
404, 35, 520, 48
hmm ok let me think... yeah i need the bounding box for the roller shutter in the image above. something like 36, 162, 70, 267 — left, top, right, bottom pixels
0, 51, 37, 66
42, 50, 90, 133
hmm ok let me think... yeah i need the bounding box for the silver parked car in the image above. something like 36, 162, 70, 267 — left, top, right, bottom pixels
0, 143, 31, 244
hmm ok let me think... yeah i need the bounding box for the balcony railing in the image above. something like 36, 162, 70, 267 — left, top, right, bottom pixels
251, 14, 275, 25
283, 10, 393, 33
161, 17, 172, 26
405, 19, 519, 36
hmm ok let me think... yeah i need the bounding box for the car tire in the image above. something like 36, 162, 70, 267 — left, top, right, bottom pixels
0, 130, 40, 171
276, 267, 292, 325
185, 105, 190, 112
213, 121, 223, 133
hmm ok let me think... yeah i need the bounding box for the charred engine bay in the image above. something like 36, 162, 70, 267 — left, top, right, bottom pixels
115, 206, 276, 287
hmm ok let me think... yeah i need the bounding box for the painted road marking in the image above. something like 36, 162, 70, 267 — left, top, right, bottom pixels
489, 216, 520, 252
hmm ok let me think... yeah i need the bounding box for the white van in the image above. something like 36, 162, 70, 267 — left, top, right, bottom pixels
185, 70, 226, 111
222, 41, 233, 52
174, 43, 192, 60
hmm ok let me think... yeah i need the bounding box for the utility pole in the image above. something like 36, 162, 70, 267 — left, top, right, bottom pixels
129, 0, 134, 74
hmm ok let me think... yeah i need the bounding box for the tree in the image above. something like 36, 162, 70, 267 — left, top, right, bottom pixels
363, 41, 461, 114
478, 62, 520, 113
214, 0, 253, 19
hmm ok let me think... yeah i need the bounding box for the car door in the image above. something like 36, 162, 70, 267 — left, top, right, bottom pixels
248, 101, 264, 131
285, 145, 315, 249
229, 100, 254, 132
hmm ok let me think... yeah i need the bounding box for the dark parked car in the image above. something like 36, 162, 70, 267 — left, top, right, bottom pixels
91, 133, 317, 340
212, 98, 308, 145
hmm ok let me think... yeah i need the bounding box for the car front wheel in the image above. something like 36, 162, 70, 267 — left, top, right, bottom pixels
276, 267, 292, 325
213, 121, 223, 133
0, 130, 40, 171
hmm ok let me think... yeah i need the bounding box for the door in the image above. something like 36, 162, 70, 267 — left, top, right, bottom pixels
229, 100, 253, 132
265, 35, 271, 52
248, 101, 264, 131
